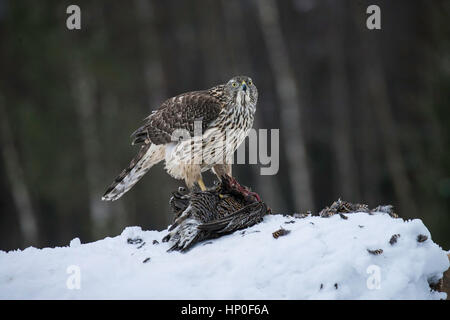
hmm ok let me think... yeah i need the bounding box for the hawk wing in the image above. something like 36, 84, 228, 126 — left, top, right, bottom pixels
131, 90, 224, 145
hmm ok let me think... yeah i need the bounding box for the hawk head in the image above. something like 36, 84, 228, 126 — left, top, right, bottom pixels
224, 75, 258, 107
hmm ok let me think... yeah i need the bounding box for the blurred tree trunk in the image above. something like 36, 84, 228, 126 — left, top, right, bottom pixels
0, 98, 38, 245
135, 0, 166, 110
98, 91, 127, 230
349, 1, 418, 217
363, 42, 418, 218
349, 2, 384, 207
222, 0, 283, 210
327, 0, 359, 201
357, 84, 382, 206
134, 0, 172, 227
196, 0, 226, 83
71, 60, 109, 236
254, 0, 314, 211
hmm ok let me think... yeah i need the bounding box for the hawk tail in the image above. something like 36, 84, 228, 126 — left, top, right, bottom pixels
102, 144, 165, 201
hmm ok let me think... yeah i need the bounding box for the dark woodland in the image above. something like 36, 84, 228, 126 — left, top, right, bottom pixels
0, 0, 449, 251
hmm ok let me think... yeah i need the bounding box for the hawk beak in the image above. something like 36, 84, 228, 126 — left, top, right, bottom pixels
241, 81, 247, 92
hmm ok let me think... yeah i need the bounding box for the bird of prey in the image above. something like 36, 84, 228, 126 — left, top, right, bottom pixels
102, 75, 258, 201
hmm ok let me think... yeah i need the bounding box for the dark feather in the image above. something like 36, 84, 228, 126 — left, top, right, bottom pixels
198, 202, 266, 233
164, 179, 268, 252
131, 90, 224, 145
102, 144, 151, 200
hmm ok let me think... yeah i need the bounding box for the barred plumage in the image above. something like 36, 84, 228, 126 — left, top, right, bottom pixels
163, 175, 268, 252
102, 76, 258, 201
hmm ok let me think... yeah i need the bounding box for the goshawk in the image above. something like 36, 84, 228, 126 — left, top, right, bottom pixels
102, 75, 258, 201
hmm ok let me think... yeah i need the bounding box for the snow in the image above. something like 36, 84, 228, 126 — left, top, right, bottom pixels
0, 211, 448, 299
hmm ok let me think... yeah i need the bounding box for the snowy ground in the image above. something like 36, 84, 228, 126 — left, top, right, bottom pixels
0, 211, 448, 299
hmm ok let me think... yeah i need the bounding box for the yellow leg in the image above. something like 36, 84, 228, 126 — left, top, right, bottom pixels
197, 178, 207, 191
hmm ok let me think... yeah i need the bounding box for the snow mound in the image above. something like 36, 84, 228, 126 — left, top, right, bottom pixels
0, 211, 448, 299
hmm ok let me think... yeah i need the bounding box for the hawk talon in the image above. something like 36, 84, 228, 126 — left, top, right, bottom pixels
197, 179, 207, 192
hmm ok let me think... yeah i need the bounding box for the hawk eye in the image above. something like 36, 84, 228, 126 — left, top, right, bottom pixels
232, 82, 238, 88
248, 80, 253, 85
